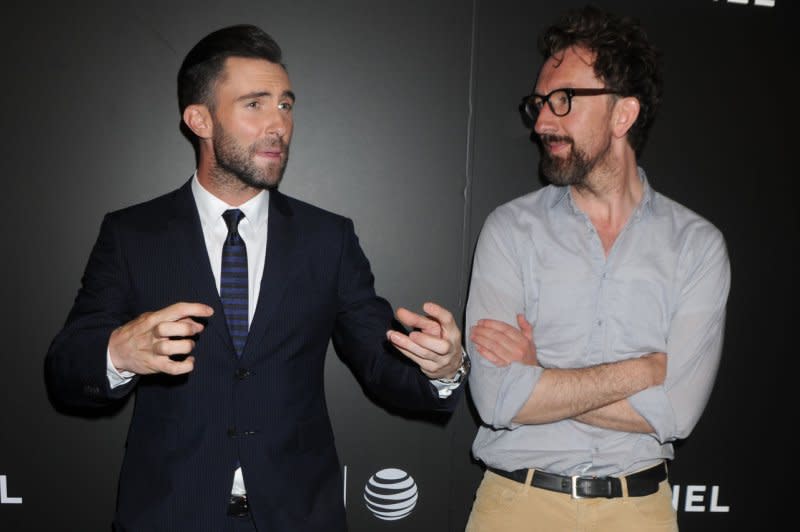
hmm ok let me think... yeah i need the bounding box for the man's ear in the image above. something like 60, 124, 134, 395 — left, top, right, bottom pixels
182, 104, 213, 139
611, 97, 640, 139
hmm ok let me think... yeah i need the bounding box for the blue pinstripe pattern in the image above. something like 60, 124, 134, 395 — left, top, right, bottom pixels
221, 209, 248, 357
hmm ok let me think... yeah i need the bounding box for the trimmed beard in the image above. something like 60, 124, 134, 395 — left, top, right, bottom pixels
212, 123, 289, 191
540, 134, 609, 188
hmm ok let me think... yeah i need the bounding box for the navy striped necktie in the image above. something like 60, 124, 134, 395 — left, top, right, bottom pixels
221, 209, 248, 357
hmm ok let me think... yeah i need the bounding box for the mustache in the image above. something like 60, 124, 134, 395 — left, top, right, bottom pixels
540, 134, 574, 146
253, 137, 288, 152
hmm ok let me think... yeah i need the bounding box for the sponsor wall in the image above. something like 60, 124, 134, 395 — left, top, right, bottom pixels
0, 0, 790, 530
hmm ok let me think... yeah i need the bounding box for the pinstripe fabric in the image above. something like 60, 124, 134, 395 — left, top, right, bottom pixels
221, 209, 248, 356
46, 182, 459, 531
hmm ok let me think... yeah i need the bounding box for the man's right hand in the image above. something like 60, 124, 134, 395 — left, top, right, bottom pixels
109, 302, 214, 376
470, 314, 538, 367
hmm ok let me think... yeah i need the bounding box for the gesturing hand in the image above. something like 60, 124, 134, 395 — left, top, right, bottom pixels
108, 302, 214, 376
387, 301, 463, 380
470, 314, 538, 367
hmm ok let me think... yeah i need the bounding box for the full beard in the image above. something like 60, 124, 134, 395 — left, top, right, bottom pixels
212, 127, 289, 191
539, 134, 609, 189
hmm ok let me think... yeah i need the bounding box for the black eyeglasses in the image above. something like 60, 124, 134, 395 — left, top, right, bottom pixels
522, 88, 619, 120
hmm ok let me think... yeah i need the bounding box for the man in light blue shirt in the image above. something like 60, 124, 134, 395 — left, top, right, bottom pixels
464, 6, 730, 532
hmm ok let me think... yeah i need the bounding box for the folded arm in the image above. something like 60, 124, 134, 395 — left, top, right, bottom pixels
471, 315, 664, 431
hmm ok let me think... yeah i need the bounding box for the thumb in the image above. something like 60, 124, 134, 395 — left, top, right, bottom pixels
516, 314, 534, 340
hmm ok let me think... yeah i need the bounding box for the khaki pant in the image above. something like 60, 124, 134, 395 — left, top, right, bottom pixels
465, 470, 678, 532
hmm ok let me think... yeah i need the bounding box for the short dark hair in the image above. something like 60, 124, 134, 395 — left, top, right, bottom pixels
539, 5, 663, 154
177, 25, 284, 115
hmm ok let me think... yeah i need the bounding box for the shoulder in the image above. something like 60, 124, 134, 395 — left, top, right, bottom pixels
103, 182, 191, 227
649, 190, 729, 281
650, 190, 726, 249
275, 191, 350, 224
482, 185, 560, 235
272, 191, 354, 238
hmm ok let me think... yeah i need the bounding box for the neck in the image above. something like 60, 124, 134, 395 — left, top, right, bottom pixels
570, 150, 642, 233
196, 151, 261, 207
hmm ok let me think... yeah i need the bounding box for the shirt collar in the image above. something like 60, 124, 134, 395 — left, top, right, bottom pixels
635, 167, 654, 219
549, 166, 655, 219
191, 172, 270, 229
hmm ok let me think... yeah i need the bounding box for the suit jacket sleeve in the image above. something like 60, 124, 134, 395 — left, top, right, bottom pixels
330, 218, 459, 413
45, 213, 139, 408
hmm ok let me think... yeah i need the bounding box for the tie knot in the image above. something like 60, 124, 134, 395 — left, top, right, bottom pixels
222, 209, 245, 236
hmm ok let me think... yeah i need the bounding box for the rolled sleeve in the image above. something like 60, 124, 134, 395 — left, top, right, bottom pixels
632, 224, 730, 443
629, 385, 676, 442
469, 356, 542, 429
467, 207, 542, 428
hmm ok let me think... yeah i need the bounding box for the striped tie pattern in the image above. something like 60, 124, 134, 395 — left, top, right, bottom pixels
221, 209, 248, 357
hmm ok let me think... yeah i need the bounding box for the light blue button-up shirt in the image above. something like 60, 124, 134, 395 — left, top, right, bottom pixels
467, 168, 730, 477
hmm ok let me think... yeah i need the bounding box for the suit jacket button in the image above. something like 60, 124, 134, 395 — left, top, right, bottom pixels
234, 368, 251, 380
227, 427, 237, 438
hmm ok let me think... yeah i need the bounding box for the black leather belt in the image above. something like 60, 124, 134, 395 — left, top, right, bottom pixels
488, 462, 666, 499
227, 495, 250, 517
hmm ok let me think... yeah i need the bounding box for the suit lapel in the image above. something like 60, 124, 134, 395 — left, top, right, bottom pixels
168, 180, 231, 348
242, 190, 296, 359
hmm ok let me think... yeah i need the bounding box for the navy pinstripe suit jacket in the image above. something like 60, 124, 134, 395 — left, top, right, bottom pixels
45, 179, 459, 531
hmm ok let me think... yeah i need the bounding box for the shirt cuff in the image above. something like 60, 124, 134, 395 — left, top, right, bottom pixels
107, 349, 135, 389
429, 349, 469, 399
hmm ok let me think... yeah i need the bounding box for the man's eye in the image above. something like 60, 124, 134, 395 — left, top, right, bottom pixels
246, 101, 260, 109
278, 101, 293, 111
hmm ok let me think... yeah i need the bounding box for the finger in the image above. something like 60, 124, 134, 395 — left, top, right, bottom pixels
470, 325, 513, 350
155, 355, 196, 375
471, 327, 525, 364
473, 344, 509, 367
395, 307, 442, 336
421, 302, 455, 329
407, 330, 452, 356
471, 333, 515, 364
425, 302, 462, 345
471, 324, 509, 343
152, 338, 197, 357
153, 319, 206, 339
391, 343, 426, 366
387, 332, 442, 373
146, 302, 214, 328
387, 330, 444, 362
476, 318, 519, 334
475, 320, 528, 348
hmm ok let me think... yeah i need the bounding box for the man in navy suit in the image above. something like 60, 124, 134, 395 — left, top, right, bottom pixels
45, 25, 467, 532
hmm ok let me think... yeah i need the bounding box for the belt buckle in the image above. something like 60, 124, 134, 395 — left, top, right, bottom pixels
570, 475, 589, 499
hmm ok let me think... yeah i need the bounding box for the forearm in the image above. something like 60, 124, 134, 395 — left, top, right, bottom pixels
573, 398, 655, 433
512, 353, 664, 425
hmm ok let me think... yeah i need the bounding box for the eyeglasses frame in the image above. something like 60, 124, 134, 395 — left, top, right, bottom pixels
523, 88, 620, 120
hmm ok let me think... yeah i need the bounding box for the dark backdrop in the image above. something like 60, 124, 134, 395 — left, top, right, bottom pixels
0, 0, 791, 530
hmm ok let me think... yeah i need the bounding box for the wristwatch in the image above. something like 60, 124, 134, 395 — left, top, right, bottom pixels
431, 350, 471, 398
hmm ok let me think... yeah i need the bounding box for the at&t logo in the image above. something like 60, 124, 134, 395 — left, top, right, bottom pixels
363, 468, 418, 521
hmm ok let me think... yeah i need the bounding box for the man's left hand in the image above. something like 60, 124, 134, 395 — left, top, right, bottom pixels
387, 301, 462, 380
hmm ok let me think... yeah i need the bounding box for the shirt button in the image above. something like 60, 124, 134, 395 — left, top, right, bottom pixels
597, 320, 603, 326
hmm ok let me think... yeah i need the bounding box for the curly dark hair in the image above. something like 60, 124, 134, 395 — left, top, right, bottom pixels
539, 5, 663, 154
